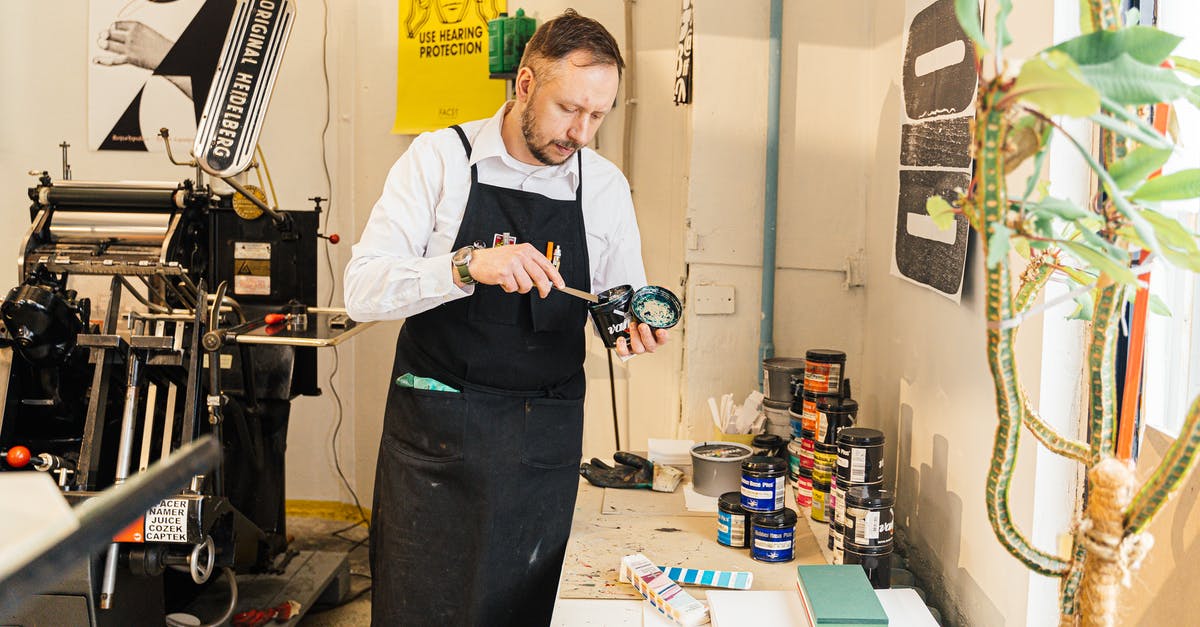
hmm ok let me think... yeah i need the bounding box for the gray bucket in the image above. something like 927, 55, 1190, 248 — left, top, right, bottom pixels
690, 442, 753, 497
762, 357, 805, 403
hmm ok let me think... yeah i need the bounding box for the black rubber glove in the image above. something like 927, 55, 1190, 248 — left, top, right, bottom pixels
579, 451, 654, 489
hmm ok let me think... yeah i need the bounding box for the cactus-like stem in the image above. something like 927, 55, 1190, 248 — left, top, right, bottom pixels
1125, 393, 1200, 533
1087, 285, 1124, 462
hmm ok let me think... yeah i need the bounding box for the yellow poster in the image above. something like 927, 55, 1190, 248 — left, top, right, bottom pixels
393, 0, 508, 134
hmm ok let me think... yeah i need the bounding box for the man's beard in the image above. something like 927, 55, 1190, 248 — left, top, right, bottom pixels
521, 105, 581, 166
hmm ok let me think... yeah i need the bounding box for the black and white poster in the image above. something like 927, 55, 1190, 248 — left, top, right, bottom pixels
89, 0, 235, 153
674, 0, 693, 106
891, 0, 978, 301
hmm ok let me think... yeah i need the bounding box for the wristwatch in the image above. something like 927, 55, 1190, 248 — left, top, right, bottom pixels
452, 246, 476, 285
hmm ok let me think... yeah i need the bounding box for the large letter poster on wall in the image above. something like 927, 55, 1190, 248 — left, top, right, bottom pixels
89, 0, 235, 153
393, 0, 507, 135
890, 0, 978, 301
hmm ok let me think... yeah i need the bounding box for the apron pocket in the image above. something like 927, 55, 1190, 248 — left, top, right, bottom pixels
383, 386, 466, 462
468, 284, 527, 326
521, 397, 585, 469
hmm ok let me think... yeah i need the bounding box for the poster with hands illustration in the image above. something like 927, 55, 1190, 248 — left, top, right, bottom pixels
89, 0, 235, 152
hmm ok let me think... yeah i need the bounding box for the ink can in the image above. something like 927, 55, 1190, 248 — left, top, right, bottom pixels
800, 391, 820, 432
830, 521, 845, 564
762, 357, 805, 404
843, 486, 895, 549
843, 543, 893, 589
816, 397, 858, 445
832, 475, 847, 526
795, 467, 813, 509
811, 478, 830, 523
804, 349, 846, 395
787, 438, 805, 481
789, 401, 804, 438
812, 443, 834, 485
800, 432, 815, 470
836, 427, 885, 486
717, 492, 751, 548
751, 508, 797, 563
740, 456, 787, 513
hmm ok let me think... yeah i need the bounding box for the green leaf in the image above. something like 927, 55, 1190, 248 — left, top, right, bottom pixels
1014, 52, 1100, 116
1026, 196, 1094, 221
1132, 169, 1200, 201
1013, 235, 1031, 259
1172, 56, 1200, 80
956, 0, 988, 51
926, 195, 957, 230
1068, 291, 1094, 321
1051, 26, 1182, 66
987, 223, 1013, 269
1061, 241, 1138, 286
1059, 264, 1096, 286
996, 0, 1013, 52
1149, 294, 1172, 317
1109, 145, 1173, 190
1091, 98, 1172, 150
1141, 208, 1200, 252
1079, 54, 1193, 106
1079, 0, 1096, 35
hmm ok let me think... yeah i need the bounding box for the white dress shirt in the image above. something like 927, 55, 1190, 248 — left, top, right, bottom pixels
344, 103, 648, 322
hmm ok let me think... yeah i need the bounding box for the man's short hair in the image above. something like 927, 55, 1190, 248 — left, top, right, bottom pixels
519, 8, 625, 80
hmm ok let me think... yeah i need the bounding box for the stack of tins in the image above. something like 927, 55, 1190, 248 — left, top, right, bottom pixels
830, 427, 892, 589
797, 349, 848, 523
762, 357, 804, 438
716, 455, 796, 563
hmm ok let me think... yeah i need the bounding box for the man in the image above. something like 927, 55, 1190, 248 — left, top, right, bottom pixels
344, 9, 668, 625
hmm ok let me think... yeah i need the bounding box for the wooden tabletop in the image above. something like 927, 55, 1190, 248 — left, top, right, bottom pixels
558, 478, 827, 600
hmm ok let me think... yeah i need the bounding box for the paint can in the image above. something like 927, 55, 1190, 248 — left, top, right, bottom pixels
804, 349, 846, 395
843, 543, 892, 589
843, 486, 895, 549
751, 508, 797, 563
800, 391, 820, 432
762, 357, 805, 403
816, 397, 858, 445
812, 441, 835, 486
690, 442, 753, 497
740, 456, 787, 513
787, 438, 804, 480
762, 399, 793, 438
588, 284, 633, 348
795, 467, 812, 509
717, 491, 751, 548
836, 427, 885, 486
630, 285, 682, 330
811, 477, 830, 523
831, 521, 845, 564
789, 406, 804, 439
832, 475, 847, 526
752, 433, 785, 459
799, 432, 815, 470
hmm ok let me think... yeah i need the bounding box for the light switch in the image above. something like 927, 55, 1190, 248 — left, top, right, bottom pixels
693, 284, 735, 315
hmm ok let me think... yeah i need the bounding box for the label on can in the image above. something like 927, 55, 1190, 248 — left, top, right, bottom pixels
802, 398, 818, 432
751, 525, 795, 562
851, 447, 867, 483
741, 475, 786, 512
811, 489, 827, 522
717, 510, 746, 547
796, 478, 812, 508
834, 486, 847, 525
804, 362, 842, 394
832, 532, 844, 564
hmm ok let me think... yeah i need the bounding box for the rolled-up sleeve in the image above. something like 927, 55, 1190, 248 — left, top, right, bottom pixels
344, 134, 471, 322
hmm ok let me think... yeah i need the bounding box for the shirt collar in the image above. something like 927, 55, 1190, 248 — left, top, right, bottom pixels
470, 103, 579, 186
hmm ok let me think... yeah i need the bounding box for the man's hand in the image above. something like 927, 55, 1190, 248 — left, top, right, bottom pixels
95, 21, 172, 70
616, 323, 669, 357
461, 243, 565, 297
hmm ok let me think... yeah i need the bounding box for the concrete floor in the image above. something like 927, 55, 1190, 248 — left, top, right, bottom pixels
289, 516, 372, 626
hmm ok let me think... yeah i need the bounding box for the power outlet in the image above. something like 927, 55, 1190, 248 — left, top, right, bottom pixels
694, 284, 735, 315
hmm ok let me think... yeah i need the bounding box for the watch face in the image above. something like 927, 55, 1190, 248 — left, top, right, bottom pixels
453, 247, 471, 265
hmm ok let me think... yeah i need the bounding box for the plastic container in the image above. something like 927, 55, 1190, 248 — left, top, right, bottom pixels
752, 433, 785, 459
762, 357, 805, 403
630, 285, 682, 330
830, 521, 845, 564
588, 285, 633, 349
762, 399, 792, 438
799, 433, 815, 471
717, 492, 751, 548
690, 442, 752, 497
811, 478, 830, 523
836, 427, 885, 486
487, 12, 508, 73
751, 508, 797, 563
812, 445, 834, 485
800, 391, 820, 432
832, 476, 847, 526
843, 486, 895, 549
813, 441, 838, 469
740, 456, 788, 513
844, 543, 892, 589
789, 408, 804, 439
804, 349, 847, 395
795, 468, 813, 509
816, 397, 858, 446
787, 438, 804, 480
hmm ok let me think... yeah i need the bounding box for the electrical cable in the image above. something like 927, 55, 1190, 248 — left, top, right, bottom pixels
163, 567, 238, 627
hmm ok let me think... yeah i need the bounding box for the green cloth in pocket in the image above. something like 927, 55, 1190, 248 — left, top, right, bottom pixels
395, 372, 460, 393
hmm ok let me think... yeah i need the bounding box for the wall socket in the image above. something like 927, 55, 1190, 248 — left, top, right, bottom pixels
693, 284, 735, 315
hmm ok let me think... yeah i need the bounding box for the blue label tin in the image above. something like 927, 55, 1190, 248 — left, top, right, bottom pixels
717, 492, 749, 548
740, 456, 787, 513
751, 509, 797, 562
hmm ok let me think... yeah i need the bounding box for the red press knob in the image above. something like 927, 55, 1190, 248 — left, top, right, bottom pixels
264, 313, 288, 325
6, 446, 31, 468
319, 233, 340, 244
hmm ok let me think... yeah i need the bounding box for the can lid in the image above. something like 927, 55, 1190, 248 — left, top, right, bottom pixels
817, 397, 859, 413
805, 349, 846, 363
691, 442, 753, 460
814, 441, 838, 454
800, 429, 815, 439
742, 455, 787, 474
752, 508, 798, 527
843, 542, 893, 555
846, 485, 895, 508
718, 492, 745, 512
752, 434, 785, 449
763, 398, 791, 410
837, 427, 885, 446
763, 357, 806, 372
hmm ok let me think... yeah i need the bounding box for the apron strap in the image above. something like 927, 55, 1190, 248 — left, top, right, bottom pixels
450, 124, 477, 183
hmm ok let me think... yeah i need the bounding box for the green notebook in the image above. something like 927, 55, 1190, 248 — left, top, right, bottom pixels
795, 565, 889, 625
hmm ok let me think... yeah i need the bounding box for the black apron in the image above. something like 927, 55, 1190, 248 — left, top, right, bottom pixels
369, 125, 591, 626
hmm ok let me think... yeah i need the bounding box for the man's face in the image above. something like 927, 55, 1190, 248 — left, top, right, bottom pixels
520, 51, 620, 166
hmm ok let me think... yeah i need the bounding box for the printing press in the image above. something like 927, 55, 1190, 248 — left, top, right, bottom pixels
0, 169, 366, 625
